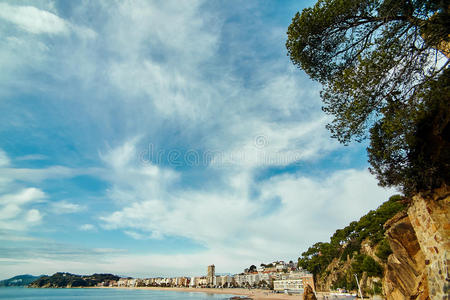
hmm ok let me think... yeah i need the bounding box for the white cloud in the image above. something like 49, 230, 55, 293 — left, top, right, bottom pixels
50, 201, 86, 214
0, 232, 37, 241
20, 162, 393, 279
0, 150, 88, 234
0, 3, 69, 35
99, 139, 180, 206
123, 230, 161, 240
79, 224, 96, 231
0, 187, 46, 206
25, 209, 42, 223
104, 0, 220, 121
98, 141, 395, 275
0, 204, 22, 220
15, 154, 48, 161
0, 2, 97, 98
208, 115, 338, 170
0, 188, 45, 231
0, 149, 10, 167
0, 165, 98, 183
0, 0, 398, 279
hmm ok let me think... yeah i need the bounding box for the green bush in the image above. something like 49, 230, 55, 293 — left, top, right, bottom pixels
362, 256, 383, 277
352, 254, 383, 277
375, 238, 392, 262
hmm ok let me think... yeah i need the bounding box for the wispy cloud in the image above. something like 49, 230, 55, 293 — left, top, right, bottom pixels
98, 140, 394, 275
50, 201, 86, 215
15, 154, 48, 161
79, 224, 96, 232
0, 187, 45, 231
0, 149, 90, 234
0, 0, 395, 279
0, 3, 69, 35
0, 149, 10, 167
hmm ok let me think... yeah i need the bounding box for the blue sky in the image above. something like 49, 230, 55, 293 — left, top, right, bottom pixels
0, 0, 395, 279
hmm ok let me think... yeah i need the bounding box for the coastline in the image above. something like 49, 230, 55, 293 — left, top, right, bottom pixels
94, 286, 303, 300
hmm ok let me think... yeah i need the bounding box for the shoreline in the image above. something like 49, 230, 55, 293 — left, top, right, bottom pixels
93, 286, 303, 300
26, 286, 359, 299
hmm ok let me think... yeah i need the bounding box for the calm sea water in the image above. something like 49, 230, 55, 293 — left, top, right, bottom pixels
0, 287, 237, 300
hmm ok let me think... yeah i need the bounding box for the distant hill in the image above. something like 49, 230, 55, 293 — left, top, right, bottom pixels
29, 272, 120, 288
0, 274, 44, 287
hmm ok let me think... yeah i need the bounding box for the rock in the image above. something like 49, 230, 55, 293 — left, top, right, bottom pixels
408, 186, 449, 300
383, 210, 429, 300
303, 284, 317, 300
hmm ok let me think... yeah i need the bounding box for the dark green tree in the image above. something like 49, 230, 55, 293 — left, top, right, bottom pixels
375, 237, 393, 262
286, 0, 449, 195
298, 195, 405, 275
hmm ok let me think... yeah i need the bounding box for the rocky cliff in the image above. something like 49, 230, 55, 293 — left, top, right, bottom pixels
407, 186, 449, 300
382, 186, 449, 300
301, 187, 449, 299
383, 211, 429, 299
314, 240, 384, 295
298, 195, 406, 297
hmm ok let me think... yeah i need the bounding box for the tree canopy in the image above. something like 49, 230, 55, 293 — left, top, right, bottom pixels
297, 195, 405, 280
286, 0, 449, 195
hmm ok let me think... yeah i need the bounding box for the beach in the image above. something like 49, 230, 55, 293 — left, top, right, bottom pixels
99, 287, 359, 299
100, 287, 304, 300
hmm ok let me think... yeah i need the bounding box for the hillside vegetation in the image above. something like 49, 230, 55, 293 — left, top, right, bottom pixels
298, 195, 406, 292
0, 275, 43, 287
29, 272, 119, 288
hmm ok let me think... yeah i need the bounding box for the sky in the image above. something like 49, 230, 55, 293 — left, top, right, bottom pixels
0, 0, 396, 279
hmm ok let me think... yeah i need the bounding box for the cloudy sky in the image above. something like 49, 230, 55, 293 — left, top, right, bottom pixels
0, 0, 396, 279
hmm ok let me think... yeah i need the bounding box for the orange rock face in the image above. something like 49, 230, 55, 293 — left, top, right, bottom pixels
383, 186, 449, 300
383, 211, 429, 300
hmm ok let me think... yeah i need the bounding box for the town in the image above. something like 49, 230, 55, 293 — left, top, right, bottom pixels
100, 261, 315, 294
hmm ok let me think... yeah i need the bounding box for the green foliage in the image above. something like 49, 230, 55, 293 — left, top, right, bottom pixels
352, 254, 383, 277
0, 275, 43, 287
375, 238, 392, 262
340, 239, 361, 261
331, 273, 347, 290
368, 69, 450, 195
298, 195, 405, 277
372, 281, 383, 295
298, 241, 339, 275
29, 272, 120, 288
287, 0, 449, 195
332, 272, 357, 291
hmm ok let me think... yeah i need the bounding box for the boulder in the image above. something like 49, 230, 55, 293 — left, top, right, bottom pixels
303, 284, 317, 300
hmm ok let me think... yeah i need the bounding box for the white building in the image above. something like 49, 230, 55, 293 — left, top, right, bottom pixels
246, 274, 260, 286
223, 275, 232, 287
189, 277, 197, 287
258, 273, 272, 284
118, 278, 128, 287
127, 279, 137, 287
273, 279, 304, 293
233, 274, 246, 286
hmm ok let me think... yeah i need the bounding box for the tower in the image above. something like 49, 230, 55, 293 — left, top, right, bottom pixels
207, 264, 215, 285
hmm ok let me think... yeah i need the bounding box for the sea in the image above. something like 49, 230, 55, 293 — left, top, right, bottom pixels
0, 287, 237, 300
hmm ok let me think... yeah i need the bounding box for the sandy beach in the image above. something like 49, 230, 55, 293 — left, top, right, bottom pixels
97, 287, 361, 299
101, 287, 303, 300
